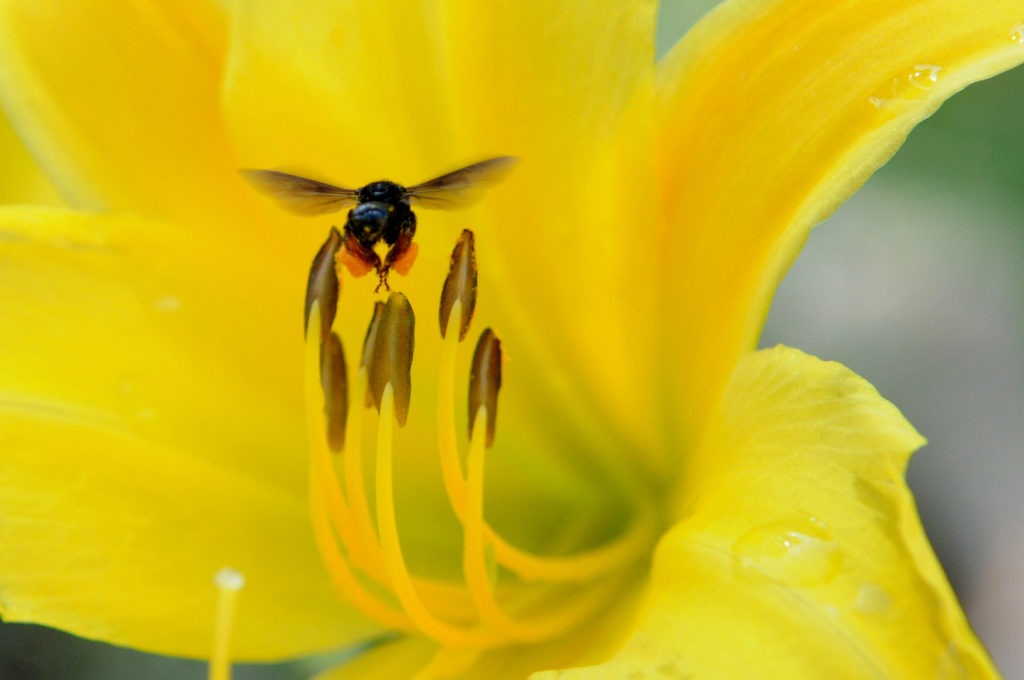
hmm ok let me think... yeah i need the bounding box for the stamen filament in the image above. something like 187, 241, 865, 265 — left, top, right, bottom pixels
343, 367, 387, 578
305, 302, 411, 629
437, 301, 467, 506
462, 408, 624, 641
376, 383, 503, 648
308, 461, 412, 630
209, 568, 244, 680
437, 304, 659, 583
305, 303, 372, 570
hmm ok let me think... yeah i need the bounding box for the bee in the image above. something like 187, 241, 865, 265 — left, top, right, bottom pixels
243, 156, 516, 291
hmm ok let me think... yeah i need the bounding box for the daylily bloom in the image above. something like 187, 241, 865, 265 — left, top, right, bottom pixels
0, 0, 1021, 677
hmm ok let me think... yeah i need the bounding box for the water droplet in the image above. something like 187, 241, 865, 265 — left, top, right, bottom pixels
907, 64, 942, 90
853, 583, 891, 616
153, 295, 180, 312
1011, 22, 1024, 44
732, 516, 842, 586
870, 64, 945, 111
868, 96, 890, 110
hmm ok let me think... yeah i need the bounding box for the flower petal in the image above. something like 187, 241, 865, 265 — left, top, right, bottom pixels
543, 347, 996, 678
317, 582, 646, 679
314, 638, 440, 680
223, 0, 655, 190
223, 0, 669, 501
0, 207, 375, 657
0, 105, 60, 205
654, 0, 1024, 443
0, 206, 307, 483
0, 408, 376, 660
0, 0, 255, 227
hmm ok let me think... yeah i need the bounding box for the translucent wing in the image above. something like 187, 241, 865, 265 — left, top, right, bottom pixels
405, 156, 517, 209
242, 169, 360, 216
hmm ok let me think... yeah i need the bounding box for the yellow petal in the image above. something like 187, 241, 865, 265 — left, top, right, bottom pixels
223, 0, 669, 473
317, 578, 646, 679
0, 206, 306, 483
314, 638, 440, 680
546, 347, 995, 678
0, 104, 61, 205
0, 408, 376, 660
0, 207, 375, 657
0, 0, 257, 228
654, 0, 1024, 444
223, 0, 654, 191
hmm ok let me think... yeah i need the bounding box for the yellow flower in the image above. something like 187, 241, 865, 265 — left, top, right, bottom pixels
0, 0, 1021, 677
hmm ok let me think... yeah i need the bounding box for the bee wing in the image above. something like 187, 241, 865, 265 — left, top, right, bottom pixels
405, 156, 517, 209
242, 169, 360, 216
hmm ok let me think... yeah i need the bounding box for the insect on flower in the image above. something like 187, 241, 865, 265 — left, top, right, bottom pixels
243, 156, 517, 291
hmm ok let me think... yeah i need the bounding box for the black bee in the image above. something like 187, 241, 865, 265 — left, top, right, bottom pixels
243, 157, 516, 291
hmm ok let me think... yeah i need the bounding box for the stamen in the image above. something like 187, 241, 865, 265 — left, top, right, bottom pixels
360, 301, 385, 407
301, 227, 660, 651
374, 383, 501, 647
319, 331, 348, 452
304, 227, 342, 340
436, 302, 659, 584
209, 567, 244, 680
439, 230, 477, 341
437, 299, 467, 506
462, 408, 621, 641
342, 367, 383, 573
305, 301, 411, 627
367, 293, 415, 426
468, 329, 501, 447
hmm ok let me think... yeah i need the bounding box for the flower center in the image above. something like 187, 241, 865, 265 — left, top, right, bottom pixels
303, 228, 659, 655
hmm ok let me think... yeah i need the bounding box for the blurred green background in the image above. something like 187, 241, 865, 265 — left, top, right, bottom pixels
1, 2, 1021, 677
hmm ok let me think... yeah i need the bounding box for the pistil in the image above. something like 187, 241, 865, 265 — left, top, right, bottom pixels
208, 568, 245, 680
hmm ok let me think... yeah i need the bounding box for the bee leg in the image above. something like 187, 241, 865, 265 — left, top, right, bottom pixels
374, 267, 391, 293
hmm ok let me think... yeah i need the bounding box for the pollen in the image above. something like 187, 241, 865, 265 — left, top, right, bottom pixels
302, 228, 659, 655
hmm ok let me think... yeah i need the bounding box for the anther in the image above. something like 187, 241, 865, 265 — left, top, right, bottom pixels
468, 329, 502, 447
360, 301, 384, 408
439, 230, 477, 341
367, 292, 415, 426
304, 227, 343, 340
319, 331, 348, 452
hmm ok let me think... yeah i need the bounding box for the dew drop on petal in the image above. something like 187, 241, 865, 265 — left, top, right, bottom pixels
1011, 22, 1024, 44
732, 516, 842, 586
853, 582, 892, 616
907, 64, 942, 90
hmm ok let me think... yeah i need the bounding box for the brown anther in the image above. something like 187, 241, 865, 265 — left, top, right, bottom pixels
359, 301, 385, 408
320, 331, 348, 452
304, 227, 343, 340
439, 230, 477, 341
468, 328, 502, 447
367, 292, 415, 426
